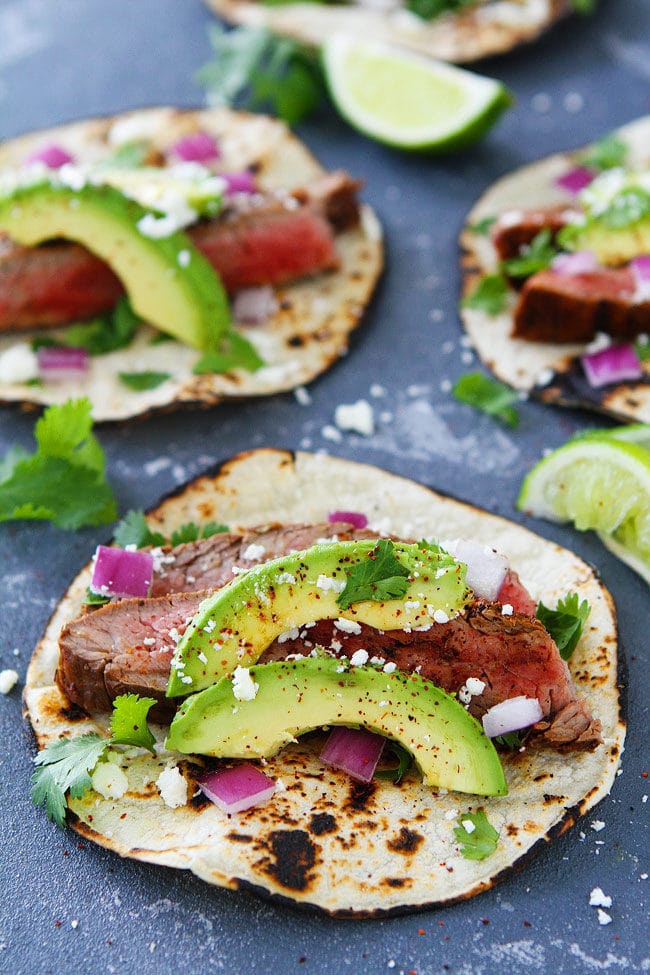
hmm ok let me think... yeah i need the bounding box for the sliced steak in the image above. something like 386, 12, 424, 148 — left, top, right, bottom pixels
513, 266, 650, 343
490, 205, 577, 262
0, 173, 361, 331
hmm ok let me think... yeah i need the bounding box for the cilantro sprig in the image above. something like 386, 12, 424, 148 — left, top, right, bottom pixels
536, 592, 591, 660
0, 398, 117, 529
33, 297, 140, 358
336, 540, 411, 610
113, 509, 228, 550
501, 228, 557, 279
31, 695, 156, 827
375, 741, 412, 784
454, 809, 499, 860
196, 24, 326, 125
193, 330, 265, 375
452, 372, 521, 428
118, 371, 171, 391
579, 132, 628, 171
462, 273, 509, 316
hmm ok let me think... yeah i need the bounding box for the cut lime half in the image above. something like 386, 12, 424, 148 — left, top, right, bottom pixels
321, 35, 512, 152
518, 438, 650, 585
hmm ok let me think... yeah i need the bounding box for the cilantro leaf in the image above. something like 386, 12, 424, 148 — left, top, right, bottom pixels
570, 0, 596, 12
196, 24, 326, 126
113, 510, 166, 549
452, 372, 521, 428
31, 733, 109, 827
193, 330, 265, 375
406, 0, 477, 20
454, 809, 499, 860
60, 298, 140, 356
468, 216, 497, 236
501, 229, 557, 279
635, 337, 650, 362
84, 587, 111, 607
375, 741, 412, 784
580, 132, 628, 170
105, 140, 150, 168
494, 731, 523, 748
337, 540, 410, 611
536, 592, 591, 660
0, 399, 117, 529
110, 694, 157, 751
170, 521, 229, 547
118, 371, 172, 391
597, 187, 650, 230
462, 273, 509, 315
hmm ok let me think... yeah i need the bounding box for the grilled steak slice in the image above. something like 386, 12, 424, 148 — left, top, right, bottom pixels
513, 265, 649, 343
0, 172, 361, 331
491, 206, 577, 263
56, 526, 600, 749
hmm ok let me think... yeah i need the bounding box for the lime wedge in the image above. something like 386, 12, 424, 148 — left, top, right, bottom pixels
321, 35, 512, 152
576, 423, 650, 451
517, 438, 650, 585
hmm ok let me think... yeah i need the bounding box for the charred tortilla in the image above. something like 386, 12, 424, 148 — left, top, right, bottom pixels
204, 0, 573, 64
24, 449, 624, 916
0, 107, 382, 422
460, 115, 650, 423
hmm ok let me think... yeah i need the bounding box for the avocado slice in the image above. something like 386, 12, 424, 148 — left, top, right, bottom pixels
167, 539, 470, 698
562, 169, 650, 265
165, 656, 507, 797
0, 180, 230, 350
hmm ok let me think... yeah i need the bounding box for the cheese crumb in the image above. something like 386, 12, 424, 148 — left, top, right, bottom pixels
278, 627, 300, 644
590, 820, 606, 832
243, 543, 266, 561
501, 603, 514, 616
276, 572, 296, 585
597, 909, 612, 926
0, 669, 19, 694
432, 608, 449, 624
466, 677, 486, 696
350, 649, 369, 667
156, 766, 188, 808
383, 662, 397, 674
589, 887, 612, 908
334, 399, 375, 436
91, 761, 129, 800
461, 819, 476, 834
0, 343, 39, 384
316, 574, 345, 593
232, 666, 259, 701
334, 618, 362, 635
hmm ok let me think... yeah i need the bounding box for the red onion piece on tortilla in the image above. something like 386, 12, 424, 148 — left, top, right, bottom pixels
581, 344, 643, 388
90, 545, 154, 599
555, 166, 595, 196
444, 539, 508, 602
320, 727, 385, 783
551, 251, 599, 276
630, 255, 650, 300
25, 143, 75, 168
232, 285, 278, 324
198, 765, 276, 814
482, 696, 543, 738
37, 345, 89, 381
222, 171, 256, 195
327, 510, 368, 529
169, 131, 220, 163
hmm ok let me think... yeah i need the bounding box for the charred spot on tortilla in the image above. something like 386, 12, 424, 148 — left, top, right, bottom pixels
24, 449, 624, 915
0, 108, 383, 422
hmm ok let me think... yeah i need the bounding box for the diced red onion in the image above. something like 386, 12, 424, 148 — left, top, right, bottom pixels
327, 510, 369, 529
232, 285, 278, 324
169, 131, 220, 164
320, 727, 385, 783
37, 345, 89, 381
90, 545, 154, 599
555, 166, 595, 196
444, 539, 508, 602
630, 255, 650, 301
221, 171, 256, 195
25, 143, 75, 169
198, 764, 276, 814
551, 250, 599, 276
482, 696, 543, 738
581, 344, 643, 388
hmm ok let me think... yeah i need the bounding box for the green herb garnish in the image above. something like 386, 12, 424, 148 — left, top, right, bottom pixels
193, 330, 265, 375
336, 539, 410, 611
454, 809, 499, 860
580, 132, 628, 171
170, 521, 229, 547
118, 371, 172, 391
462, 273, 509, 315
375, 741, 412, 784
494, 731, 523, 748
60, 297, 140, 356
468, 215, 497, 236
501, 228, 557, 279
84, 587, 111, 607
536, 592, 591, 660
196, 24, 326, 126
113, 509, 228, 550
596, 187, 650, 230
0, 398, 117, 529
452, 372, 521, 428
406, 0, 477, 21
31, 695, 157, 827
635, 338, 650, 362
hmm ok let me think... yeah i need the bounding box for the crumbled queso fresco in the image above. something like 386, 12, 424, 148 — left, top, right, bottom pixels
232, 665, 259, 701
156, 766, 188, 809
0, 669, 19, 694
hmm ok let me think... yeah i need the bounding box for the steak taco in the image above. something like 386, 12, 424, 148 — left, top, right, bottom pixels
25, 449, 624, 915
204, 0, 575, 65
0, 107, 382, 422
460, 115, 650, 423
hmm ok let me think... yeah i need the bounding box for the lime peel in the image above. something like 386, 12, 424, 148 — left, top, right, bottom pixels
321, 35, 512, 152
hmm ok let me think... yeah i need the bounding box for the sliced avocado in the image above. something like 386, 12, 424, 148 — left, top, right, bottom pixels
167, 539, 469, 697
96, 166, 224, 219
165, 656, 507, 797
0, 180, 230, 350
562, 168, 650, 265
